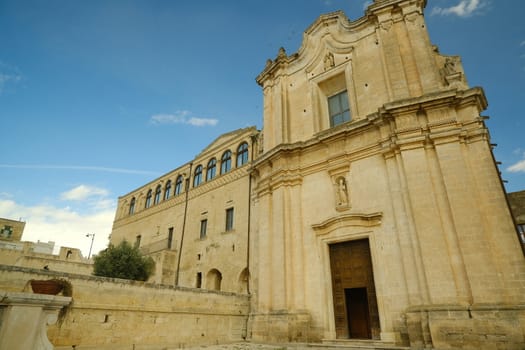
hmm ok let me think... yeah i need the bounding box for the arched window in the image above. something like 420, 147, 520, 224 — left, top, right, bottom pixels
164, 180, 172, 200
145, 189, 152, 208
238, 268, 250, 294
154, 185, 162, 205
206, 158, 217, 181
236, 142, 249, 167
193, 165, 203, 187
221, 150, 232, 174
129, 197, 136, 215
206, 269, 222, 291
175, 175, 183, 195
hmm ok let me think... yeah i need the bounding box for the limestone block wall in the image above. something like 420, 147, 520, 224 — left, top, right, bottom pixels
0, 291, 71, 350
0, 245, 93, 275
0, 265, 250, 349
250, 0, 525, 346
111, 127, 257, 292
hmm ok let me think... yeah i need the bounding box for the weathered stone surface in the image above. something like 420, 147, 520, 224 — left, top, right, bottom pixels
2, 0, 520, 349
0, 291, 71, 350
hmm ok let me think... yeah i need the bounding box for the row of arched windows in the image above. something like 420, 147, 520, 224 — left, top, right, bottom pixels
193, 142, 248, 187
196, 267, 249, 293
128, 142, 250, 215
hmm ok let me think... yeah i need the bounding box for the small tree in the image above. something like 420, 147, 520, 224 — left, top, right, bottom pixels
93, 240, 155, 281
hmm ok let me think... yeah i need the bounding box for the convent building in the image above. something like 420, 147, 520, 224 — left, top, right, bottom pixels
110, 0, 525, 348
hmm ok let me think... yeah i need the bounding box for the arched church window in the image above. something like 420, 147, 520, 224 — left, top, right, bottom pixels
154, 185, 162, 205
206, 158, 217, 181
236, 142, 249, 167
175, 175, 183, 195
164, 180, 172, 200
129, 197, 136, 215
193, 165, 203, 187
145, 189, 152, 208
221, 150, 232, 174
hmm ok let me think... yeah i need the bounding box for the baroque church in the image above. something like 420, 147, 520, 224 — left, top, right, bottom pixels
110, 0, 525, 348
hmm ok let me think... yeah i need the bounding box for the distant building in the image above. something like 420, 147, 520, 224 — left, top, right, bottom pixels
0, 217, 92, 274
0, 217, 25, 242
109, 0, 525, 349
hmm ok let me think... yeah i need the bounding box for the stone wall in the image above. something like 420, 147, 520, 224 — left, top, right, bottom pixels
249, 0, 525, 348
0, 265, 250, 349
0, 245, 93, 275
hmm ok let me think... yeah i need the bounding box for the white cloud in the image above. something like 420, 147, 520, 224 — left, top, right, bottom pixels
0, 62, 22, 94
60, 185, 109, 201
150, 111, 218, 127
363, 1, 373, 10
0, 198, 114, 257
186, 117, 219, 127
508, 159, 525, 173
520, 40, 525, 47
431, 0, 488, 17
0, 164, 159, 176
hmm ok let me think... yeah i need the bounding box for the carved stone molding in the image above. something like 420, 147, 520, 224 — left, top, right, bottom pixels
312, 212, 382, 236
0, 292, 72, 350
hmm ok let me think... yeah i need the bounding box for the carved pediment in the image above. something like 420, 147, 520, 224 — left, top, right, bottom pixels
312, 212, 382, 236
196, 126, 257, 158
257, 11, 359, 85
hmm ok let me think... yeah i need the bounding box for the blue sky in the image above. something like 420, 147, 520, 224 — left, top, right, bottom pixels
1, 0, 524, 257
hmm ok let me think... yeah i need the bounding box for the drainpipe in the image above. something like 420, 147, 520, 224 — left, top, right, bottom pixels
242, 132, 258, 341
246, 133, 258, 294
175, 162, 193, 286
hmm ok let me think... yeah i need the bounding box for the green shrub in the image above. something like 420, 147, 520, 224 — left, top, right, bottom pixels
93, 240, 155, 281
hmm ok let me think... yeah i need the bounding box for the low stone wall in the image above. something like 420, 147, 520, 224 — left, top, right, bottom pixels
0, 246, 93, 275
405, 305, 525, 350
0, 265, 250, 349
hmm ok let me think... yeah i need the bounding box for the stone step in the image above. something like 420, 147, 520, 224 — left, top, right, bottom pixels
318, 339, 409, 350
165, 341, 411, 350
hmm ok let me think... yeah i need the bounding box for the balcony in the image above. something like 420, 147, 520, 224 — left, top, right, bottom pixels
139, 238, 174, 255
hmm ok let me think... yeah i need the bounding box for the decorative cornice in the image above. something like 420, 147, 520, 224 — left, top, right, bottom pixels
116, 127, 259, 203
312, 212, 383, 236
113, 166, 251, 228
379, 87, 487, 116
253, 87, 489, 190
196, 126, 259, 159
256, 10, 374, 87
367, 0, 427, 14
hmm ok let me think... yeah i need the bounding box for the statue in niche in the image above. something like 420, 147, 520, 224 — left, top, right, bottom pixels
336, 177, 348, 206
324, 52, 335, 70
444, 57, 457, 75
441, 56, 465, 88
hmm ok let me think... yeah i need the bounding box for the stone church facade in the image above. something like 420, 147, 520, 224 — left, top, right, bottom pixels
111, 0, 525, 348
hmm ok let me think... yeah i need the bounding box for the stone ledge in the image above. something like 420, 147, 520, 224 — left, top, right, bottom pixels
0, 291, 71, 308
